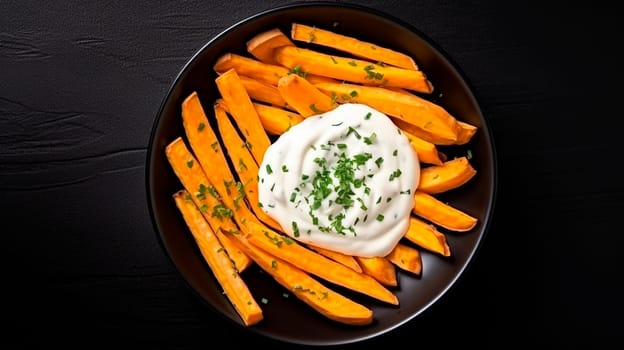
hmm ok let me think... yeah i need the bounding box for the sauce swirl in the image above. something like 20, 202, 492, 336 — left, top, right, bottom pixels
257, 103, 419, 257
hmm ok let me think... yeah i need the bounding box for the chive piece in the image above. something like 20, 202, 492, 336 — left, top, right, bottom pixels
309, 103, 320, 113
288, 64, 307, 78
389, 169, 402, 181
292, 221, 300, 237
363, 132, 377, 145
375, 157, 384, 168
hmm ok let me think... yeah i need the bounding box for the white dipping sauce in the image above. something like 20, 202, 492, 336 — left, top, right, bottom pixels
257, 103, 419, 257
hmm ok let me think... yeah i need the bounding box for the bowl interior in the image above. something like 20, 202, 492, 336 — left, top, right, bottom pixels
146, 2, 496, 346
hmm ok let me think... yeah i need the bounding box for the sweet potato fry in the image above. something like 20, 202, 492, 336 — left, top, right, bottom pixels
214, 52, 339, 86
308, 246, 363, 273
291, 23, 419, 70
277, 74, 336, 117
402, 128, 444, 165
215, 68, 271, 166
418, 156, 477, 194
253, 101, 304, 135
215, 53, 289, 86
392, 117, 456, 146
239, 74, 290, 109
173, 190, 263, 326
245, 221, 399, 305
273, 46, 433, 93
386, 242, 422, 275
180, 92, 237, 201
403, 216, 451, 257
213, 101, 283, 232
314, 82, 460, 143
456, 121, 478, 145
227, 229, 373, 326
165, 137, 253, 272
247, 27, 295, 64
355, 256, 398, 287
412, 191, 478, 232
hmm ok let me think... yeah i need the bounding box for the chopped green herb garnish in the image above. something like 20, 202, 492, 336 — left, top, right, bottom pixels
238, 158, 248, 171
288, 64, 307, 78
363, 65, 384, 80
310, 103, 321, 114
196, 183, 207, 200
375, 157, 384, 168
206, 185, 220, 200
363, 132, 377, 145
211, 203, 233, 220
291, 221, 300, 237
389, 169, 402, 181
347, 126, 362, 140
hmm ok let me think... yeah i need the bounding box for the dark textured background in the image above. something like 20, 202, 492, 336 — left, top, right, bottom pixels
2, 0, 622, 347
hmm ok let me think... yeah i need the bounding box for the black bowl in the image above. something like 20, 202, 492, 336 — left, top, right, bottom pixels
146, 1, 497, 346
